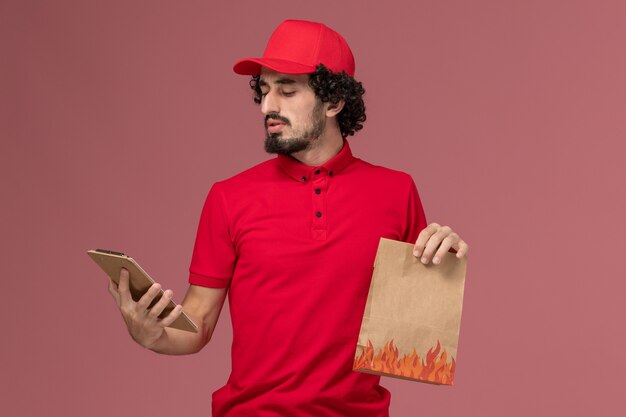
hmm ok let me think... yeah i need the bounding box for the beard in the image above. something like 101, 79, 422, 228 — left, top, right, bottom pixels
264, 101, 326, 155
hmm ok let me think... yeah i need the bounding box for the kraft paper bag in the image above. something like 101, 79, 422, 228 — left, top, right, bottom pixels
353, 237, 468, 385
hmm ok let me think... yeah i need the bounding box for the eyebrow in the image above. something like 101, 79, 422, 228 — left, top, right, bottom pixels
258, 78, 297, 87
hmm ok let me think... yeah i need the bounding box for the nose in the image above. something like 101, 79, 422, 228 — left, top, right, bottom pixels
261, 90, 280, 116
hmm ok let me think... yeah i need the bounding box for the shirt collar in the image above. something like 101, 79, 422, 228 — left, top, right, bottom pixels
276, 138, 355, 183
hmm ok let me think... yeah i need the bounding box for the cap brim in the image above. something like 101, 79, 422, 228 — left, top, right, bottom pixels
233, 58, 317, 75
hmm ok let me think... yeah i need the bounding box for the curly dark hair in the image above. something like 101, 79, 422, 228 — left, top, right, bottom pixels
249, 64, 366, 138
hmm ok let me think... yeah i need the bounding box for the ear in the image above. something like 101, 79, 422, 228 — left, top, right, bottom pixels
325, 99, 345, 118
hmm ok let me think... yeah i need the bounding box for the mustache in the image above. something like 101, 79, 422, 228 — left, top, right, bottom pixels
264, 113, 290, 127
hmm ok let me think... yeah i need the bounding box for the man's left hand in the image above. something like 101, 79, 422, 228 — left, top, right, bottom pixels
413, 223, 469, 265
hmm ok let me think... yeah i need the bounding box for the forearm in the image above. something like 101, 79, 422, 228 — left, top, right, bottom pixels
144, 284, 226, 355
146, 317, 211, 355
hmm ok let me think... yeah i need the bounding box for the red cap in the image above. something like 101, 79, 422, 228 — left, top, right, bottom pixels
233, 19, 355, 77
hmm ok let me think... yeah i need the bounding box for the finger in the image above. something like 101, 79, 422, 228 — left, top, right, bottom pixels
455, 241, 469, 259
136, 283, 162, 313
147, 289, 173, 320
118, 268, 133, 306
108, 277, 118, 294
419, 229, 449, 264
413, 223, 439, 257
432, 234, 458, 264
158, 304, 184, 328
108, 278, 121, 306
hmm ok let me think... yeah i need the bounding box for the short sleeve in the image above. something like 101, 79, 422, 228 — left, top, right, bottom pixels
188, 182, 236, 288
401, 177, 428, 244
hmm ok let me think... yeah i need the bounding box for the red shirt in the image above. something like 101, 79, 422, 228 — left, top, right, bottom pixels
189, 138, 427, 417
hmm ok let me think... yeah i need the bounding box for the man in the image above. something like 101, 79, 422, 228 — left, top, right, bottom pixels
108, 19, 468, 417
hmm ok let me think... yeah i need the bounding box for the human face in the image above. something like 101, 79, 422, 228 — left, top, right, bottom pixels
259, 68, 327, 155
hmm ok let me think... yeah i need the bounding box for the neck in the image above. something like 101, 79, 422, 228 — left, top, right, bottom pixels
290, 124, 344, 166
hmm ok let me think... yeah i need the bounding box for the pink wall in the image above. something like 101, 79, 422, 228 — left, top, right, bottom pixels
2, 1, 625, 416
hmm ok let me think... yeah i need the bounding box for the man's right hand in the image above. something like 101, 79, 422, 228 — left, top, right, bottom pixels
108, 267, 183, 349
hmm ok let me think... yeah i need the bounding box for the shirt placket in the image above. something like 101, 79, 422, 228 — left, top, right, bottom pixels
310, 167, 331, 240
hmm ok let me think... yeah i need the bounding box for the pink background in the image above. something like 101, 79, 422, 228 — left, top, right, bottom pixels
2, 1, 625, 416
